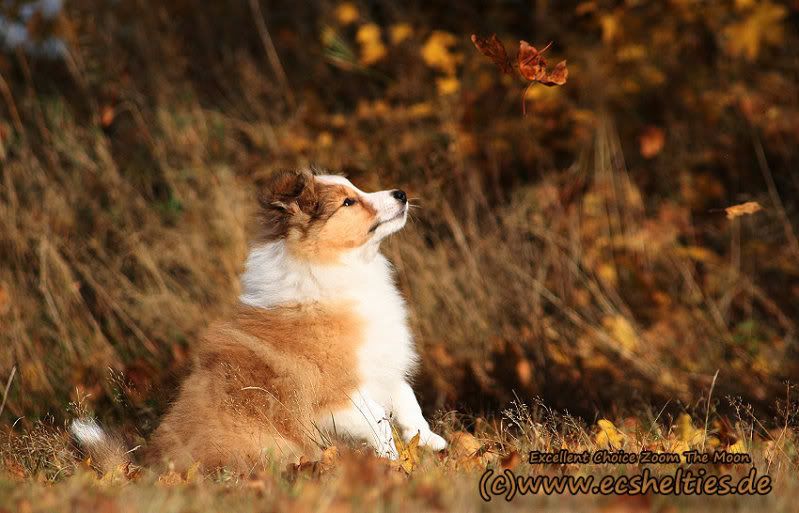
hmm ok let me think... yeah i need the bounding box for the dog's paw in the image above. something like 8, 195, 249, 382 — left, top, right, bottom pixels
420, 431, 448, 451
403, 428, 448, 451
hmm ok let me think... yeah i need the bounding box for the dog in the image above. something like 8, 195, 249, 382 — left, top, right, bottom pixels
72, 169, 446, 473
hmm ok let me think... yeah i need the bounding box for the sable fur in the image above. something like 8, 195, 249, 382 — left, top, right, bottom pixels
147, 302, 362, 470
72, 170, 447, 474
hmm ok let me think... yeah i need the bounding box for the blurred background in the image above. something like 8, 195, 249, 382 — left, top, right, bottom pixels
1, 0, 798, 437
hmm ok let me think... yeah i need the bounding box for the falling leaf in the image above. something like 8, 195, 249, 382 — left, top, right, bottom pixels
725, 201, 762, 219
518, 41, 568, 86
516, 41, 568, 115
470, 34, 513, 74
639, 126, 665, 158
595, 419, 624, 449
469, 33, 568, 115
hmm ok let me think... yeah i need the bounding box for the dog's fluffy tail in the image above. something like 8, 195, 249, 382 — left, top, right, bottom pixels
70, 419, 130, 473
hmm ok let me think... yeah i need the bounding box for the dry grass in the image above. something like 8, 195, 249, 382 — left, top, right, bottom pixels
2, 399, 798, 512
2, 0, 799, 510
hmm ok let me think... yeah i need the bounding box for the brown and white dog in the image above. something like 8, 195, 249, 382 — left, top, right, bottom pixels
72, 170, 446, 472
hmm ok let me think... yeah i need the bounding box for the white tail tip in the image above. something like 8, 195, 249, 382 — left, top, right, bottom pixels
70, 418, 108, 445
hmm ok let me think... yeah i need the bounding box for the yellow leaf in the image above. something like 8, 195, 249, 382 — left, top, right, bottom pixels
421, 31, 461, 75
596, 263, 618, 287
98, 463, 129, 484
435, 76, 460, 96
599, 13, 619, 45
595, 419, 624, 449
185, 461, 201, 484
728, 439, 747, 453
449, 431, 481, 459
725, 201, 762, 219
320, 446, 339, 468
671, 440, 690, 463
157, 468, 184, 487
356, 23, 387, 65
676, 414, 704, 447
317, 131, 333, 147
675, 246, 718, 263
334, 2, 359, 25
389, 23, 412, 45
602, 315, 638, 351
723, 1, 786, 60
448, 431, 483, 471
408, 102, 433, 118
616, 44, 646, 62
396, 431, 420, 474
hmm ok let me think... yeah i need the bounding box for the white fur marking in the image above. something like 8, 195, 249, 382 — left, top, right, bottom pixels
239, 174, 446, 455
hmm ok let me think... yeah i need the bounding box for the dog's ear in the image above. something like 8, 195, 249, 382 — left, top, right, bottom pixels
258, 169, 317, 215
257, 170, 318, 240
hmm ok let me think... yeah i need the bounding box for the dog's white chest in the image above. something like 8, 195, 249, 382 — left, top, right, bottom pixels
343, 256, 417, 386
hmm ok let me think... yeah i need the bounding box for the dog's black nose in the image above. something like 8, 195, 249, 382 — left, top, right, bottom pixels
392, 190, 407, 204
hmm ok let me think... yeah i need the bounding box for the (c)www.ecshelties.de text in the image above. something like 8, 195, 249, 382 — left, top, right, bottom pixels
478, 467, 772, 501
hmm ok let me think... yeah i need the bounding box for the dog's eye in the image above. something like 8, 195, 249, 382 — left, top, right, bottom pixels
342, 198, 356, 207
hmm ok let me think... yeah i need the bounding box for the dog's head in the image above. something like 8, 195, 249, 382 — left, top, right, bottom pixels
257, 170, 409, 262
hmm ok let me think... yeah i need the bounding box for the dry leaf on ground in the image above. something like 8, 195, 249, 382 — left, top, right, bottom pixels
595, 419, 625, 449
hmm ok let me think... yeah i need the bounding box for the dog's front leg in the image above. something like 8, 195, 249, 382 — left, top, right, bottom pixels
388, 381, 447, 451
319, 389, 398, 459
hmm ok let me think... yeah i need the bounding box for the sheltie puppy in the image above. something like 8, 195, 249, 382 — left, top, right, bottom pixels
72, 169, 446, 473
